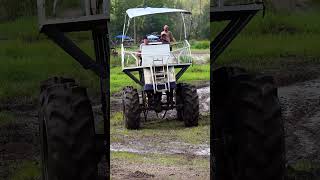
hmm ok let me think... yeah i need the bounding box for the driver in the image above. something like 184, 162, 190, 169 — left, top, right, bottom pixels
137, 36, 148, 65
161, 25, 176, 43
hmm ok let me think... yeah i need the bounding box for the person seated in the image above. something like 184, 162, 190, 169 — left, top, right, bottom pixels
137, 36, 149, 65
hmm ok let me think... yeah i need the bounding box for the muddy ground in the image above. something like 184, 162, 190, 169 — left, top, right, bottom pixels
2, 63, 320, 179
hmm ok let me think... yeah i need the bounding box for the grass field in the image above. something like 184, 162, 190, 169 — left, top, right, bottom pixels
0, 10, 320, 104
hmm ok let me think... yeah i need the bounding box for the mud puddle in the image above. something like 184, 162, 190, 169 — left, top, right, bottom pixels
111, 141, 210, 156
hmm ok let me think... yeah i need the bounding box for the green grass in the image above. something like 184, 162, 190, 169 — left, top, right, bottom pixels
211, 11, 320, 38
0, 17, 39, 41
287, 160, 320, 179
0, 40, 98, 103
215, 34, 320, 70
8, 160, 40, 180
0, 111, 16, 126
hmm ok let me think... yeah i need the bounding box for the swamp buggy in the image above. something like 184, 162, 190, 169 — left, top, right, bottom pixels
120, 8, 199, 129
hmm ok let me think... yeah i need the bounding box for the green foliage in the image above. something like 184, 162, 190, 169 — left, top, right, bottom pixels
110, 0, 210, 41
0, 0, 37, 20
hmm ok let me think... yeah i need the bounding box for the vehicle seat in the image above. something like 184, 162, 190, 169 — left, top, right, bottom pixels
140, 44, 171, 66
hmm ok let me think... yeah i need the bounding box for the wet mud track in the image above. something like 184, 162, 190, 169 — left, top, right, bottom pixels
2, 77, 320, 179
279, 79, 320, 165
110, 79, 320, 166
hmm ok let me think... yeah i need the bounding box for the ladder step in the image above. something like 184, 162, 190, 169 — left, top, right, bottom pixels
156, 77, 166, 80
155, 73, 166, 76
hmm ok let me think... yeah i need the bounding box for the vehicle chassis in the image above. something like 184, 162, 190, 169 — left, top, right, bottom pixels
121, 8, 193, 121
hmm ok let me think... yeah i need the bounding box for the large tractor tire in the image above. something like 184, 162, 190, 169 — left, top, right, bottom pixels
211, 67, 285, 180
176, 83, 199, 127
122, 86, 140, 129
39, 77, 98, 180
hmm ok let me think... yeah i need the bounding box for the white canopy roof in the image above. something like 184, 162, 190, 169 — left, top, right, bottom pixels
126, 7, 191, 19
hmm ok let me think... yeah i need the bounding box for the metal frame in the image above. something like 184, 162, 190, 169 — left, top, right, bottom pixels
121, 9, 193, 88
37, 0, 110, 32
37, 0, 110, 177
210, 1, 264, 178
210, 2, 264, 62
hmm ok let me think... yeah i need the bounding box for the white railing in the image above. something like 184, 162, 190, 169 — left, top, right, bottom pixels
121, 40, 192, 70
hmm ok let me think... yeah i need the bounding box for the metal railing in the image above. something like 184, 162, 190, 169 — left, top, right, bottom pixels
121, 40, 192, 70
